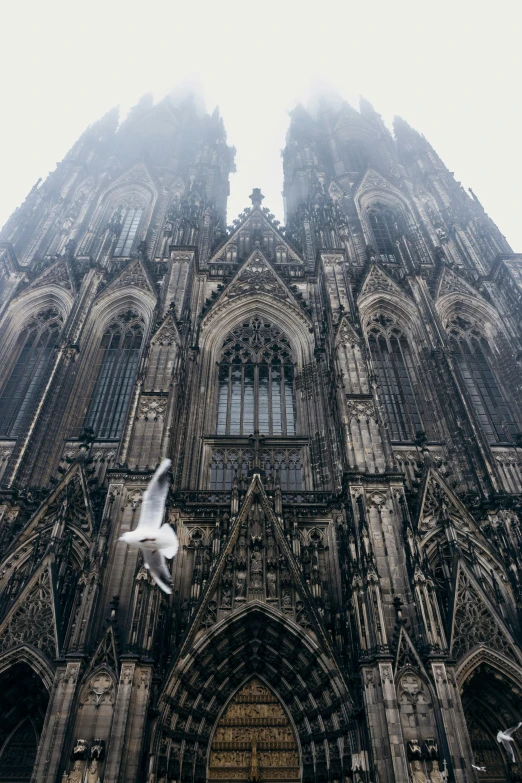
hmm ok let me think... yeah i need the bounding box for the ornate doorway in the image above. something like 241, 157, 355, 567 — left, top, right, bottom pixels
461, 663, 522, 782
208, 678, 300, 782
0, 662, 49, 782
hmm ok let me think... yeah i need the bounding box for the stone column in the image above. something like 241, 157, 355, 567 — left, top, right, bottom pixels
361, 663, 410, 783
431, 662, 474, 783
32, 660, 81, 783
119, 664, 153, 783
104, 660, 137, 783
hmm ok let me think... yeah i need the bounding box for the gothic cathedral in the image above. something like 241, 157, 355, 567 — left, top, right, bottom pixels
0, 93, 521, 783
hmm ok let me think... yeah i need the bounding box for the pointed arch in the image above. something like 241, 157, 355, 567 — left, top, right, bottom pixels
359, 294, 429, 442
0, 659, 50, 783
215, 315, 296, 437
62, 289, 155, 443
77, 164, 157, 259
154, 602, 356, 783
0, 287, 74, 437
440, 299, 520, 443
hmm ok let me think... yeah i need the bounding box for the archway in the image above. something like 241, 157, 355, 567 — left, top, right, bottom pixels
0, 662, 49, 782
157, 605, 356, 782
208, 677, 300, 782
461, 663, 522, 782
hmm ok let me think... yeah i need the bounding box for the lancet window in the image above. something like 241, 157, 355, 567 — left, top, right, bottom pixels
369, 207, 398, 263
216, 317, 296, 436
448, 317, 517, 443
0, 308, 63, 437
85, 310, 145, 439
367, 316, 423, 442
113, 206, 143, 257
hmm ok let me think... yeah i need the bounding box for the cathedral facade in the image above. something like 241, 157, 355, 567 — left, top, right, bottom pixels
0, 92, 521, 783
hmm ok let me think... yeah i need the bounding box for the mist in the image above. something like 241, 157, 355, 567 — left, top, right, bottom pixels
1, 0, 520, 248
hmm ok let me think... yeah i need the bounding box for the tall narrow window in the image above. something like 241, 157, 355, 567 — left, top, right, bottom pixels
113, 207, 143, 257
368, 318, 423, 442
85, 310, 144, 439
369, 208, 398, 263
0, 308, 63, 437
448, 318, 517, 443
216, 316, 296, 436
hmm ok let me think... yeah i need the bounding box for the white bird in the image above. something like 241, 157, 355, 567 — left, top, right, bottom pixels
119, 459, 178, 594
497, 722, 522, 763
472, 764, 486, 772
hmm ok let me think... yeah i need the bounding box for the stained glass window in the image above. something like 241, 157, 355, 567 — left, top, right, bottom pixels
114, 207, 143, 257
85, 310, 144, 439
369, 208, 398, 263
368, 321, 423, 442
216, 316, 296, 436
0, 308, 63, 437
448, 318, 517, 443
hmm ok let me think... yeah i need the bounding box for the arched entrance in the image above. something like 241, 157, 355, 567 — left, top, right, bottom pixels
208, 678, 300, 782
461, 663, 522, 782
157, 605, 356, 782
0, 662, 49, 782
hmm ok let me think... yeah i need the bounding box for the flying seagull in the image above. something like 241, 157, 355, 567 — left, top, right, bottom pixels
119, 459, 178, 593
472, 764, 486, 772
497, 722, 522, 763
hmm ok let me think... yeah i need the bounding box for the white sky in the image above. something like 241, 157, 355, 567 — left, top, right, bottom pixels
1, 0, 521, 249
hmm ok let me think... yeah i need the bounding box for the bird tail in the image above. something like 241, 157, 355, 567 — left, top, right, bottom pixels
161, 524, 179, 560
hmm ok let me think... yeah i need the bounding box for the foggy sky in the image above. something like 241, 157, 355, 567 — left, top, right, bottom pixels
1, 0, 520, 250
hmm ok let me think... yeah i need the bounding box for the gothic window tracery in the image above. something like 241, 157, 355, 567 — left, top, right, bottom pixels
368, 207, 398, 263
447, 317, 517, 443
0, 308, 63, 437
85, 310, 145, 439
367, 315, 423, 442
216, 317, 296, 437
209, 447, 302, 491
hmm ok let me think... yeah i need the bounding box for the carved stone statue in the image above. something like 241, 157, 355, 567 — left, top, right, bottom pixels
221, 585, 231, 607
249, 741, 260, 782
236, 570, 246, 598
67, 761, 83, 783
266, 569, 277, 598
410, 760, 427, 783
429, 763, 444, 783
251, 546, 263, 589
86, 759, 100, 783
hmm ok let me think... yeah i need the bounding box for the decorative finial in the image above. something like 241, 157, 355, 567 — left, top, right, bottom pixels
249, 188, 264, 207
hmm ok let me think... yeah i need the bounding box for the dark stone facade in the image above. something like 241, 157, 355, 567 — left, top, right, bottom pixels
0, 93, 521, 783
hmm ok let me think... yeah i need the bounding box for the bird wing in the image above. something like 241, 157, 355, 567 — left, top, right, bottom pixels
500, 738, 516, 763
143, 549, 172, 594
504, 723, 522, 737
137, 459, 171, 530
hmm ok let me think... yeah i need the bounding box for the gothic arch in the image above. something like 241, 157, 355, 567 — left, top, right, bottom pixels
60, 291, 155, 442
200, 296, 314, 370
358, 295, 440, 441
457, 649, 522, 778
358, 292, 424, 340
0, 287, 73, 379
0, 659, 50, 783
0, 644, 55, 691
439, 295, 521, 443
78, 167, 157, 258
154, 603, 356, 783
